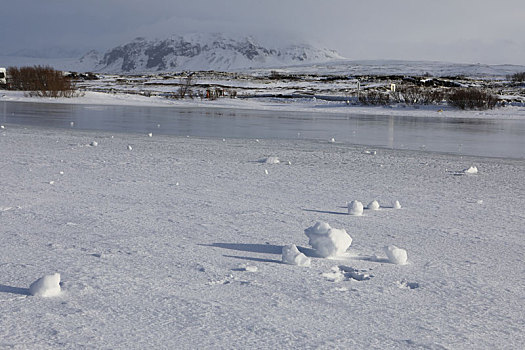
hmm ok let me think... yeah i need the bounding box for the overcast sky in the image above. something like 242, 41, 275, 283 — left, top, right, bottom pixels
2, 0, 524, 64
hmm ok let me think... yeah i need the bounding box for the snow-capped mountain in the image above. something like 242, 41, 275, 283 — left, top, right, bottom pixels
91, 34, 344, 73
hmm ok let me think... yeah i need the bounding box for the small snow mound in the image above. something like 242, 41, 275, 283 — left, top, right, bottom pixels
348, 200, 364, 216
304, 222, 352, 258
367, 200, 380, 210
464, 166, 478, 174
244, 265, 258, 272
29, 273, 61, 297
394, 200, 402, 209
384, 245, 408, 265
261, 156, 280, 164
282, 244, 311, 267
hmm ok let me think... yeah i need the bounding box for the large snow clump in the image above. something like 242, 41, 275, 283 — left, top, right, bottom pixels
304, 222, 352, 258
384, 245, 408, 265
282, 244, 311, 267
29, 273, 61, 297
348, 200, 364, 216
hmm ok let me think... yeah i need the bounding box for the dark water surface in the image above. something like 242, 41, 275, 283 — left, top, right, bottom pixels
2, 101, 524, 159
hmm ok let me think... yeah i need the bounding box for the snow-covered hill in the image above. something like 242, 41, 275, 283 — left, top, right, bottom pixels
91, 34, 344, 73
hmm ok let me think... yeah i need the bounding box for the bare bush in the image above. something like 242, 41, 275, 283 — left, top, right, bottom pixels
358, 90, 390, 105
447, 88, 498, 110
7, 66, 77, 97
391, 85, 445, 105
176, 74, 193, 99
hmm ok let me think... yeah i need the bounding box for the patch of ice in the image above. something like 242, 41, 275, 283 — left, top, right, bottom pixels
367, 200, 380, 210
384, 245, 408, 265
29, 273, 61, 297
304, 222, 352, 258
348, 200, 364, 216
282, 244, 311, 267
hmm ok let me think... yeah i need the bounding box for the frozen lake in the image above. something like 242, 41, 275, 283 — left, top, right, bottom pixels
2, 101, 525, 159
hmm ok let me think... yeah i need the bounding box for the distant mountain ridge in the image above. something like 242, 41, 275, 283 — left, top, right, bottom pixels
83, 34, 344, 73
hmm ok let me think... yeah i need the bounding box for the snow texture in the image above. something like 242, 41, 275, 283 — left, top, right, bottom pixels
384, 245, 408, 265
29, 273, 61, 297
348, 200, 364, 216
281, 244, 311, 267
304, 222, 352, 258
0, 123, 524, 349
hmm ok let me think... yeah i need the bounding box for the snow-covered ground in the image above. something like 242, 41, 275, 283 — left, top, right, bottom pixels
1, 123, 524, 348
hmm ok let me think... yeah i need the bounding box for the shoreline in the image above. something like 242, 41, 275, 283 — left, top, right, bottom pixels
2, 90, 525, 120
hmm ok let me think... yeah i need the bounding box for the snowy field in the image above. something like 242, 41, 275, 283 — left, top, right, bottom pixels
1, 123, 524, 349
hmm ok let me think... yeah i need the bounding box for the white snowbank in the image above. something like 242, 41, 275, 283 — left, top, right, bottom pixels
282, 244, 311, 267
384, 245, 408, 265
348, 200, 364, 216
29, 273, 61, 297
304, 222, 352, 258
367, 200, 380, 210
464, 166, 478, 174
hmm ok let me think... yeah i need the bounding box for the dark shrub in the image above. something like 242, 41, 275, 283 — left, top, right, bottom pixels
508, 72, 525, 82
447, 88, 498, 110
7, 66, 77, 97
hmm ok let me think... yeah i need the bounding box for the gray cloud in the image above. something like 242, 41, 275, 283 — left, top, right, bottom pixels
1, 0, 524, 64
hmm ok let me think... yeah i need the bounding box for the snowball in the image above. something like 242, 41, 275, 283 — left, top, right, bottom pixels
304, 222, 352, 258
282, 244, 311, 267
384, 245, 408, 265
261, 156, 280, 164
464, 166, 478, 174
29, 273, 61, 297
348, 200, 364, 216
367, 200, 380, 210
394, 200, 402, 209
